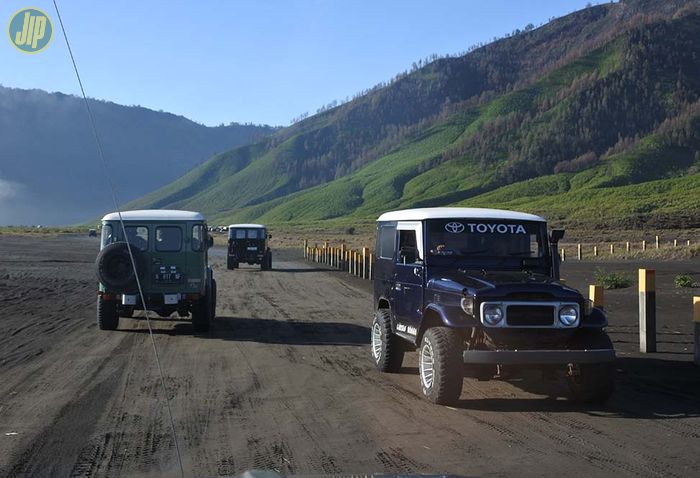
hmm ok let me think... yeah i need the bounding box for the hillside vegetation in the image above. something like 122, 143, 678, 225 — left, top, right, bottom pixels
129, 0, 700, 230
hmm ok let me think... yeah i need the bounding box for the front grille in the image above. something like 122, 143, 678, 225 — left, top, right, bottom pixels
506, 305, 555, 326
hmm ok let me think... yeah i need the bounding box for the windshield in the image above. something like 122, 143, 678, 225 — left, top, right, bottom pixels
427, 219, 547, 260
231, 228, 265, 240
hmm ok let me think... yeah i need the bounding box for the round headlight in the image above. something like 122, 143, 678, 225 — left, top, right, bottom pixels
559, 305, 579, 326
460, 297, 474, 315
483, 305, 503, 325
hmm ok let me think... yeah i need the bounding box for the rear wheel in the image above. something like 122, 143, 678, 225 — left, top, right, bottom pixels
371, 309, 404, 373
192, 285, 212, 333
210, 279, 217, 321
97, 296, 119, 330
419, 327, 464, 405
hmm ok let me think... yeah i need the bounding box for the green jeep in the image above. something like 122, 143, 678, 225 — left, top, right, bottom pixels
95, 210, 217, 332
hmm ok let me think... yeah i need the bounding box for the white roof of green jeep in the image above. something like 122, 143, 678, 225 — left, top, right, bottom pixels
102, 210, 205, 222
228, 224, 265, 229
377, 207, 545, 222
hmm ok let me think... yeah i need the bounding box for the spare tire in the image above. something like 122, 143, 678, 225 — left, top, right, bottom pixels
96, 242, 145, 292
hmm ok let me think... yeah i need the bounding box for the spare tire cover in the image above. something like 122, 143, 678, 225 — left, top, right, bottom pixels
96, 242, 144, 292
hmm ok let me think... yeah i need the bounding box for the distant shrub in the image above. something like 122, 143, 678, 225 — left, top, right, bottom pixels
674, 274, 693, 288
594, 268, 632, 289
345, 227, 355, 235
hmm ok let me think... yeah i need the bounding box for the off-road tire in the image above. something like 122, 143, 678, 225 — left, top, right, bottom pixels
227, 257, 237, 270
192, 285, 212, 333
567, 330, 615, 404
371, 309, 404, 373
95, 242, 144, 292
97, 296, 119, 330
210, 279, 217, 321
260, 251, 271, 271
419, 327, 464, 405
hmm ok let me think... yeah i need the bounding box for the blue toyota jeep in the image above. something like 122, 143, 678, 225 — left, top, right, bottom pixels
371, 207, 615, 405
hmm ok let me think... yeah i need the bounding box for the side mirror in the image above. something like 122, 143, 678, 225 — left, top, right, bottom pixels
267, 234, 272, 239
207, 236, 214, 249
549, 229, 565, 244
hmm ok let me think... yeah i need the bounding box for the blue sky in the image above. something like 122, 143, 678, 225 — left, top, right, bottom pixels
1, 0, 607, 126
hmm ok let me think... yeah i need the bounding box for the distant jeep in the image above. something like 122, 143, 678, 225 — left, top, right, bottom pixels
95, 210, 216, 332
371, 207, 615, 405
227, 224, 272, 270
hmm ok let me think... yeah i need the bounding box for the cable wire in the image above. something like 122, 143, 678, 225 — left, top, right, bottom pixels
51, 2, 186, 477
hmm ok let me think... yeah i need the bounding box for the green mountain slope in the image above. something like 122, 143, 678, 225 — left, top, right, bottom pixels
130, 0, 700, 230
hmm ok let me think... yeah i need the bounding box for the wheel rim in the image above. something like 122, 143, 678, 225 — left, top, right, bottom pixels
420, 341, 435, 389
371, 322, 383, 360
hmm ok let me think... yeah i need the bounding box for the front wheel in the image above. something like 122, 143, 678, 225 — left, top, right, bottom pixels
210, 279, 217, 321
371, 309, 404, 373
567, 362, 615, 404
566, 330, 615, 404
97, 296, 119, 330
419, 327, 464, 405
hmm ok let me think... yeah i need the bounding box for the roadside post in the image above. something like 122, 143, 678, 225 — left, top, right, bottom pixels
303, 239, 308, 259
362, 248, 368, 279
589, 285, 604, 309
577, 243, 582, 260
561, 248, 566, 261
593, 246, 598, 257
639, 268, 656, 353
369, 252, 374, 280
655, 235, 660, 249
626, 241, 630, 252
642, 240, 647, 251
694, 297, 700, 366
610, 244, 614, 255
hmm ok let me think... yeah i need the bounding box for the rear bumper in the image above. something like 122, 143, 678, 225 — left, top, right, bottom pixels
463, 348, 615, 365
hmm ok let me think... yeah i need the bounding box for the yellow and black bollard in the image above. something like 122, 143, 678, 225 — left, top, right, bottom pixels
639, 269, 656, 353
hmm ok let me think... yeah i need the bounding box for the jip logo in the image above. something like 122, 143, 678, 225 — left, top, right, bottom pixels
8, 7, 53, 53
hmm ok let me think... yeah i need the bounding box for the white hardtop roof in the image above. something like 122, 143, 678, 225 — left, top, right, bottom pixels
228, 223, 265, 229
102, 209, 205, 222
377, 207, 546, 222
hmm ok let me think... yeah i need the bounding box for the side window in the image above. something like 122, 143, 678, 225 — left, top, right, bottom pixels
192, 224, 204, 252
377, 224, 396, 259
398, 230, 422, 264
125, 226, 149, 251
156, 226, 182, 252
100, 224, 113, 248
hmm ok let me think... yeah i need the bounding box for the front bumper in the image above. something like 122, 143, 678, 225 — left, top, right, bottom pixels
463, 348, 615, 365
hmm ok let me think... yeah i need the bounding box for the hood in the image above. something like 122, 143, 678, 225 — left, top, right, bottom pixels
427, 269, 581, 300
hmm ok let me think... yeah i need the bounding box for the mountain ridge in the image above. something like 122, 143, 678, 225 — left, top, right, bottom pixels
0, 86, 276, 225
128, 0, 700, 228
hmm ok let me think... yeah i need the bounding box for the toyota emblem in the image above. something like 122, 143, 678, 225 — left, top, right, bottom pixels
445, 222, 465, 233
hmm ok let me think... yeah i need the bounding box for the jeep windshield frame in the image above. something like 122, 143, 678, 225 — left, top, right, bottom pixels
425, 218, 551, 272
